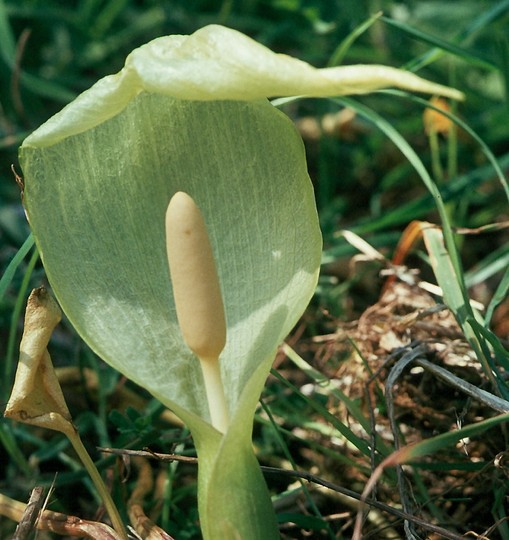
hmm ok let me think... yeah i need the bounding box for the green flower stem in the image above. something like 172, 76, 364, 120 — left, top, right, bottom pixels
193, 420, 279, 539
66, 429, 127, 539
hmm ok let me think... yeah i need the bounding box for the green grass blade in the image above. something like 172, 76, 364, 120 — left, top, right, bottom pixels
327, 11, 383, 67
390, 411, 509, 464
282, 342, 392, 456
484, 265, 509, 328
466, 244, 509, 289
458, 0, 509, 41
269, 368, 371, 457
380, 15, 498, 71
399, 0, 509, 73
4, 245, 39, 395
0, 0, 15, 62
0, 233, 34, 301
422, 226, 502, 390
255, 413, 367, 470
18, 71, 78, 104
0, 421, 32, 475
260, 399, 335, 540
467, 317, 509, 374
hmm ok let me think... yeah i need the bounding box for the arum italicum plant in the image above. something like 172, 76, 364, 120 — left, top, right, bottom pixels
17, 25, 463, 539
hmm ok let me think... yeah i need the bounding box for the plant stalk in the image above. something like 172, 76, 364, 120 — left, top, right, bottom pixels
198, 355, 229, 433
67, 430, 128, 540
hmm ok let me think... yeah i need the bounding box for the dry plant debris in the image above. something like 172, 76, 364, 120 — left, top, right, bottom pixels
295, 278, 509, 538
0, 491, 120, 539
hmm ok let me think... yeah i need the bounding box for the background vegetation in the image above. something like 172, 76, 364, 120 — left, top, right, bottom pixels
1, 1, 509, 538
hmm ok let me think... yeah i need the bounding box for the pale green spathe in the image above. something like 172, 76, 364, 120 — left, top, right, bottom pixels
24, 24, 463, 149
21, 95, 319, 430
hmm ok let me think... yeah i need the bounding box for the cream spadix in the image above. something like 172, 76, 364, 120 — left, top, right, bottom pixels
165, 191, 229, 433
